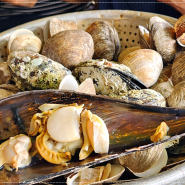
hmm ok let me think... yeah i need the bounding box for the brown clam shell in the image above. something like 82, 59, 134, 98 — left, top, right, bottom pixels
171, 51, 185, 86
42, 30, 94, 69
0, 62, 11, 85
174, 15, 185, 38
86, 21, 120, 61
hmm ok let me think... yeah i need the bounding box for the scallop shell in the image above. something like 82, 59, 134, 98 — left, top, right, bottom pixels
118, 144, 164, 174
167, 81, 185, 108
109, 89, 166, 107
7, 29, 34, 55
118, 46, 140, 63
43, 18, 78, 42
10, 34, 42, 53
86, 20, 120, 61
7, 50, 71, 90
42, 30, 94, 69
151, 21, 177, 64
120, 49, 163, 87
171, 51, 185, 86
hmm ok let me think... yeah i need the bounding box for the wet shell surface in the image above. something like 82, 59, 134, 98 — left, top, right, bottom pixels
138, 25, 151, 49
120, 49, 163, 87
167, 81, 185, 108
86, 20, 120, 61
7, 51, 71, 90
42, 30, 94, 69
151, 20, 177, 64
73, 59, 145, 96
174, 14, 185, 38
109, 89, 166, 107
10, 34, 42, 54
171, 51, 185, 86
43, 18, 78, 42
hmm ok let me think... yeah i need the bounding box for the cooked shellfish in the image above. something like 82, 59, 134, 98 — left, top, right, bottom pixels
42, 30, 94, 69
138, 25, 151, 49
0, 134, 32, 171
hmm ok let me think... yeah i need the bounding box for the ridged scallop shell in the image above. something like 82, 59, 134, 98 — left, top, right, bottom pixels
86, 20, 120, 61
120, 49, 163, 87
171, 51, 185, 86
43, 18, 78, 42
10, 34, 42, 53
42, 30, 94, 69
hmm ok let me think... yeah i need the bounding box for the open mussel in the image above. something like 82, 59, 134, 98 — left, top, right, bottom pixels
73, 59, 146, 96
1, 90, 185, 183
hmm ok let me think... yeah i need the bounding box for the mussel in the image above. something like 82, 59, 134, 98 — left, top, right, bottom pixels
1, 90, 185, 184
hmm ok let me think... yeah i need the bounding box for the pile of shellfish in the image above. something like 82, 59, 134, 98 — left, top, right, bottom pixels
2, 14, 185, 184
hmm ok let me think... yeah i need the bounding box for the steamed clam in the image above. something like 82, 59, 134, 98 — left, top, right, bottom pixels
86, 20, 120, 61
7, 50, 71, 90
120, 49, 163, 87
138, 25, 151, 49
73, 59, 146, 96
0, 134, 32, 171
7, 28, 42, 54
42, 30, 94, 69
43, 18, 78, 42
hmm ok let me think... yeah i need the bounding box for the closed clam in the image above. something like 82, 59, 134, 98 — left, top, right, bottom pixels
42, 30, 94, 69
118, 144, 167, 178
171, 51, 185, 86
120, 49, 163, 87
10, 34, 42, 54
67, 163, 125, 185
150, 17, 177, 64
7, 50, 71, 90
86, 20, 120, 61
43, 18, 78, 42
167, 81, 185, 108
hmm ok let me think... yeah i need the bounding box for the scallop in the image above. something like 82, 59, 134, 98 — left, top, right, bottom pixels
42, 30, 94, 69
120, 49, 163, 87
0, 134, 32, 171
86, 20, 120, 61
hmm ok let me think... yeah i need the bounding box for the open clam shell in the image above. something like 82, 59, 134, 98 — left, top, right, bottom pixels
1, 90, 185, 183
138, 25, 151, 49
174, 14, 185, 39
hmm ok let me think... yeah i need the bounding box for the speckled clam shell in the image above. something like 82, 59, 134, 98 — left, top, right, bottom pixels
7, 51, 71, 91
171, 51, 185, 86
120, 49, 163, 87
109, 89, 166, 107
86, 20, 120, 61
72, 59, 144, 96
42, 30, 94, 69
167, 81, 185, 108
151, 21, 177, 64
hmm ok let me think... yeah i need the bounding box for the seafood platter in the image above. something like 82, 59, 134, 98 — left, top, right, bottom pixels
1, 10, 185, 184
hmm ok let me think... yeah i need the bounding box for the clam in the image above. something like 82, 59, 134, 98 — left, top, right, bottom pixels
174, 14, 185, 39
150, 18, 177, 64
43, 18, 78, 42
138, 25, 151, 49
66, 163, 125, 185
118, 46, 140, 63
118, 144, 167, 178
120, 49, 163, 87
7, 50, 71, 90
73, 59, 146, 96
0, 62, 11, 85
0, 84, 20, 99
7, 28, 35, 55
85, 20, 120, 61
1, 90, 185, 183
167, 81, 185, 108
171, 51, 185, 86
0, 134, 32, 171
109, 89, 166, 107
42, 30, 94, 69
10, 34, 42, 54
